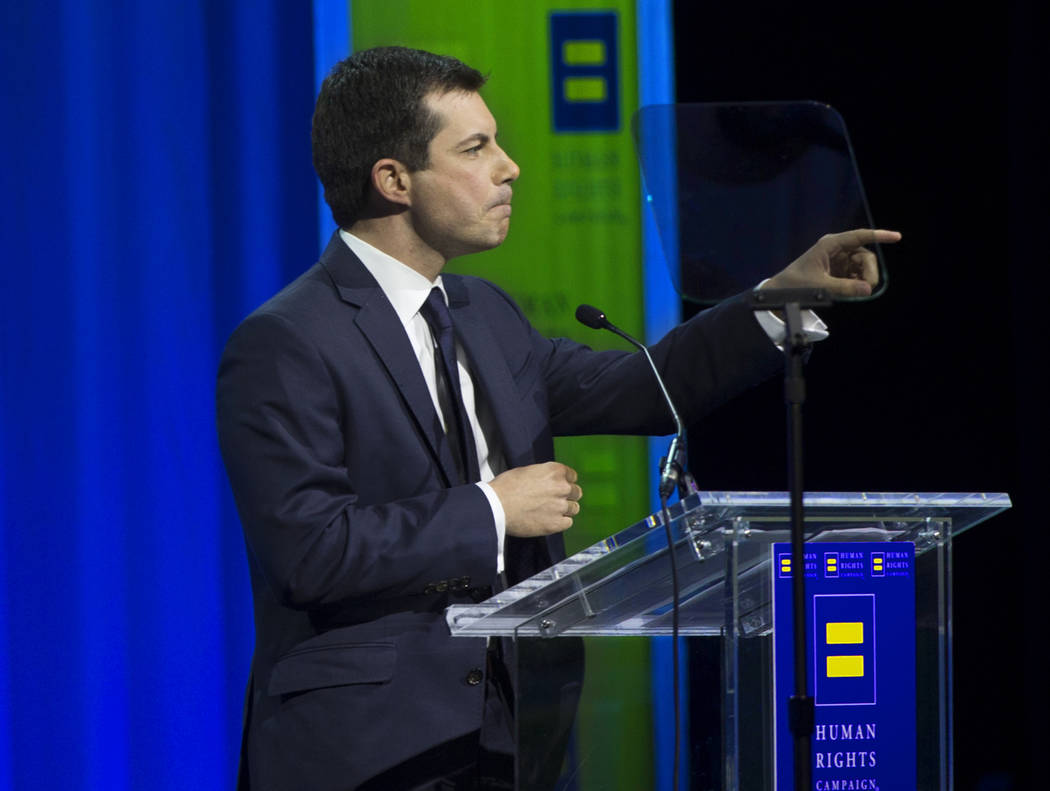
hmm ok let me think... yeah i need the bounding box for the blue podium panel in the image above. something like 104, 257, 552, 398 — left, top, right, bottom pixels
773, 542, 916, 791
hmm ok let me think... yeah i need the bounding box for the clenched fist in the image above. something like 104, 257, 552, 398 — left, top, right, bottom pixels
490, 462, 582, 537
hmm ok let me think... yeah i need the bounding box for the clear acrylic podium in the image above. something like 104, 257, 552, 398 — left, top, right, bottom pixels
447, 491, 1010, 790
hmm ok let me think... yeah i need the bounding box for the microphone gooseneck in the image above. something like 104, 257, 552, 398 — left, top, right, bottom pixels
574, 304, 684, 498
574, 302, 686, 791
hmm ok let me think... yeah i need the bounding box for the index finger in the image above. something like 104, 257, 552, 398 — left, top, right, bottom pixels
830, 228, 902, 250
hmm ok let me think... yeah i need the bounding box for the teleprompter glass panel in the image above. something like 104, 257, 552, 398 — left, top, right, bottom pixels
632, 102, 888, 305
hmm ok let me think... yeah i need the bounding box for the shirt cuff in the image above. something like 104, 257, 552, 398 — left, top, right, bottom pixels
476, 481, 506, 574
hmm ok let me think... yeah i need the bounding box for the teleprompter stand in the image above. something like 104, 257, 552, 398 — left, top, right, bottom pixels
750, 286, 833, 790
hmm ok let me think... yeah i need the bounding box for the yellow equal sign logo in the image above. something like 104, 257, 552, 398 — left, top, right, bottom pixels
871, 552, 885, 577
827, 654, 865, 678
779, 554, 792, 577
564, 76, 606, 103
825, 621, 865, 677
562, 40, 606, 65
815, 593, 876, 705
826, 621, 864, 645
562, 40, 608, 103
824, 551, 838, 577
550, 11, 619, 131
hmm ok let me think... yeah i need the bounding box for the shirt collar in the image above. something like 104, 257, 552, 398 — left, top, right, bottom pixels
339, 229, 447, 328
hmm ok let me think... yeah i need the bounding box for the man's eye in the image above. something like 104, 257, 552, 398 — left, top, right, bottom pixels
464, 144, 483, 154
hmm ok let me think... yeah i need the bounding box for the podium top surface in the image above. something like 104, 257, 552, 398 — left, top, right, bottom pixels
446, 491, 1010, 638
675, 489, 1009, 514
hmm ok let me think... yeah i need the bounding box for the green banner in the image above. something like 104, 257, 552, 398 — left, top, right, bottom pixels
350, 2, 653, 786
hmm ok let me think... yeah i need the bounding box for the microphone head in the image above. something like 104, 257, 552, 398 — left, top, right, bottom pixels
575, 304, 609, 330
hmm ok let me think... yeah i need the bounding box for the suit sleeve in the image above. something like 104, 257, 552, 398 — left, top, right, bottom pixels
534, 291, 785, 436
216, 310, 498, 609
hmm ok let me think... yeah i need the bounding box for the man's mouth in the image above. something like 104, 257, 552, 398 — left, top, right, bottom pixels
490, 190, 513, 210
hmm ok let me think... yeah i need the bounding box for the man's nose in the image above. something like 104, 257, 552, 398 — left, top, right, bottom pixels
495, 145, 520, 183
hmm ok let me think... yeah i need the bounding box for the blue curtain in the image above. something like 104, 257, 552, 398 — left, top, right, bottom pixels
0, 2, 317, 788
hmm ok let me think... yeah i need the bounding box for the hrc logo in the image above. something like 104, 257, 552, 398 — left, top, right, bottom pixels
825, 622, 864, 677
814, 594, 876, 706
824, 552, 839, 578
549, 11, 619, 132
777, 552, 792, 578
870, 552, 885, 577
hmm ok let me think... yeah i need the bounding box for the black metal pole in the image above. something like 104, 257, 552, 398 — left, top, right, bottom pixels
750, 288, 829, 789
783, 302, 814, 791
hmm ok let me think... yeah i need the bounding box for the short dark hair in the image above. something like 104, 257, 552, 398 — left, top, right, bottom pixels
311, 46, 486, 228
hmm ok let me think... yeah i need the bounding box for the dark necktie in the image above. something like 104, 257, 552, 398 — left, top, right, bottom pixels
420, 287, 481, 485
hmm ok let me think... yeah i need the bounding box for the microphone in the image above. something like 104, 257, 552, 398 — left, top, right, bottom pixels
574, 304, 688, 500
574, 304, 609, 331
577, 303, 693, 790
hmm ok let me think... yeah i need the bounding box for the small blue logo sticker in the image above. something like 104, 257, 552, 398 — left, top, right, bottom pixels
824, 551, 840, 578
871, 551, 885, 577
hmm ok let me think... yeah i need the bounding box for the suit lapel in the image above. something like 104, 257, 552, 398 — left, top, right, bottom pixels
319, 234, 461, 488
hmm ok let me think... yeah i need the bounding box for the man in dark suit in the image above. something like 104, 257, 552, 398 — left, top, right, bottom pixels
217, 46, 897, 790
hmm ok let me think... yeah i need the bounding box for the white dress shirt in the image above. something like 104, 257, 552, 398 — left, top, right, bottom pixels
340, 230, 509, 572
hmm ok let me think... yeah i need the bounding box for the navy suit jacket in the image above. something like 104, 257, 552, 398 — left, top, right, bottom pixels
216, 233, 782, 789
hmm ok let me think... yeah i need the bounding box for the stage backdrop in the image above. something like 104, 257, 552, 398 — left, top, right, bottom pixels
0, 2, 316, 788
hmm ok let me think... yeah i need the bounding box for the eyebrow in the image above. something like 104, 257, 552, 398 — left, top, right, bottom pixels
455, 132, 494, 148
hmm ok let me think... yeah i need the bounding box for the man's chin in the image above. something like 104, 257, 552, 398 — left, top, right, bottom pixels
442, 234, 508, 262
474, 224, 512, 252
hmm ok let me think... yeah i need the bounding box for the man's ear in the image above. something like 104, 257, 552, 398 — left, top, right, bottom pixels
370, 158, 412, 208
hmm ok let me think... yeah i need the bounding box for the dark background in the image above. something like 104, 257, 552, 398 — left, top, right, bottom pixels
676, 2, 1048, 788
